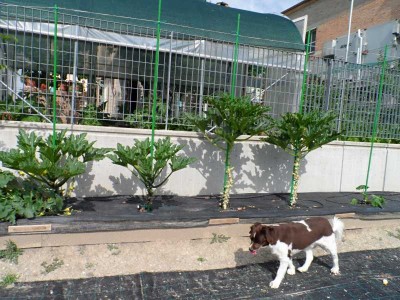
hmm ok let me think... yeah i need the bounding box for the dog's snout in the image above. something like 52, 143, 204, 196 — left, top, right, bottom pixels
249, 245, 257, 252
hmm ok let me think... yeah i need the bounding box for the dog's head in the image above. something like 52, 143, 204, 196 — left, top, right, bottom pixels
249, 223, 278, 253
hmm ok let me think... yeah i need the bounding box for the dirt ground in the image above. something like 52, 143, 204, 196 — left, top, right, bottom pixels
1, 219, 400, 283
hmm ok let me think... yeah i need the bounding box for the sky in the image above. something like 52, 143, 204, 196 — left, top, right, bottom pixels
207, 0, 303, 15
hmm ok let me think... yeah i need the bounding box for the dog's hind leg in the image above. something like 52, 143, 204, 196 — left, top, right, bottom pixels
287, 258, 296, 275
319, 234, 340, 274
328, 240, 340, 275
298, 249, 313, 273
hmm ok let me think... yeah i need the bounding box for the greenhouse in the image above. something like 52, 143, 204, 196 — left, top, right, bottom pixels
0, 0, 305, 127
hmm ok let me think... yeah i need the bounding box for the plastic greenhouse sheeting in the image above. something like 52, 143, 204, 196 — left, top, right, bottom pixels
0, 20, 304, 69
0, 0, 305, 51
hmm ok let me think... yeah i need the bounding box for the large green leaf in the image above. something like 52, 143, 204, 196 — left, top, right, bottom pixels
170, 156, 197, 172
0, 171, 15, 189
263, 111, 341, 157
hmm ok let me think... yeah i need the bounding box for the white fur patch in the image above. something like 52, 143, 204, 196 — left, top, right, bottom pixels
330, 217, 344, 241
294, 220, 312, 232
269, 240, 289, 258
268, 240, 292, 289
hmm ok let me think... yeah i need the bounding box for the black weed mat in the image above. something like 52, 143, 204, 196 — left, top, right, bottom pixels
3, 192, 400, 234
1, 247, 399, 299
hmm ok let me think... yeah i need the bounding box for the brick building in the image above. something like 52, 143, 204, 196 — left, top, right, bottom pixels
283, 0, 400, 63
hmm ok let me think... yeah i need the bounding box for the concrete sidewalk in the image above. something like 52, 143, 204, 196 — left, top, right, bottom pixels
1, 247, 399, 299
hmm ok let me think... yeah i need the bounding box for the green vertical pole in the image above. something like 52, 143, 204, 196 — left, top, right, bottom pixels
52, 5, 58, 147
230, 14, 240, 99
289, 32, 311, 204
299, 32, 311, 114
223, 14, 240, 196
364, 45, 388, 193
150, 0, 162, 161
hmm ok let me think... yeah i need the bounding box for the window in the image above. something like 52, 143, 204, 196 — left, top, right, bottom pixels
305, 28, 317, 53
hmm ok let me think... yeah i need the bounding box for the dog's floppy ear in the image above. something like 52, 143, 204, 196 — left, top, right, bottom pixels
249, 222, 262, 238
264, 226, 278, 245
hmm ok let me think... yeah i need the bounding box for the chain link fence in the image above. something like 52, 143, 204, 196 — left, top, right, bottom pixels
0, 3, 399, 140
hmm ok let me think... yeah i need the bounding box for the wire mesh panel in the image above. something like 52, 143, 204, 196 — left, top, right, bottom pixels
301, 54, 400, 140
0, 5, 56, 123
0, 3, 306, 129
378, 63, 400, 140
1, 3, 400, 141
231, 40, 305, 119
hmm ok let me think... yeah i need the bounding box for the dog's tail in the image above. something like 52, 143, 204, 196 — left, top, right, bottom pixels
330, 217, 344, 242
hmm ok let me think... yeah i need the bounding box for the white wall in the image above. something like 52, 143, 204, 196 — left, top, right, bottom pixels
1, 121, 399, 196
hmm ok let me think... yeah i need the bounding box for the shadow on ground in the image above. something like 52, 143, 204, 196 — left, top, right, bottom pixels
2, 247, 399, 299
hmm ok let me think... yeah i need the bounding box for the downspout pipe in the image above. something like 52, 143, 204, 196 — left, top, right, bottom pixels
356, 29, 363, 64
345, 0, 354, 62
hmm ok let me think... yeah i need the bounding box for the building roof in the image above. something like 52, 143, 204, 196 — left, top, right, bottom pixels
282, 0, 315, 15
2, 0, 304, 51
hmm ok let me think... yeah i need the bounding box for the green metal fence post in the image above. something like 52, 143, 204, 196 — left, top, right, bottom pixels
150, 0, 162, 162
52, 5, 58, 147
223, 14, 240, 196
230, 14, 240, 99
364, 45, 388, 193
299, 31, 311, 113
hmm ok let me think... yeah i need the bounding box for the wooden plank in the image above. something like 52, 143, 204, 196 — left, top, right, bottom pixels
335, 213, 356, 219
208, 218, 239, 225
8, 224, 52, 233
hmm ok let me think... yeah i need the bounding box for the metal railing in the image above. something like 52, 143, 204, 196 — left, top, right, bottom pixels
0, 3, 399, 141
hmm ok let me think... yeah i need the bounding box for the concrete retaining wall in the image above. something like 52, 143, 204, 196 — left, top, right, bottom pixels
1, 121, 399, 196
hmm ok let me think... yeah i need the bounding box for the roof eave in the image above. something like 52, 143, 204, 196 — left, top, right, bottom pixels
281, 0, 314, 15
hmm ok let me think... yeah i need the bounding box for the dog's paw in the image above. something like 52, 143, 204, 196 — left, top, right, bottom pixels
330, 267, 340, 275
297, 266, 309, 273
269, 280, 281, 289
287, 268, 296, 275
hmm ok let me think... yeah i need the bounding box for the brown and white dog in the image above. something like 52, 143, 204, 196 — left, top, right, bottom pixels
249, 217, 344, 289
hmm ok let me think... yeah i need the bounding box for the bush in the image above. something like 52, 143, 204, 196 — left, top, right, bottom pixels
351, 185, 385, 208
108, 137, 195, 210
0, 129, 110, 196
0, 170, 63, 224
262, 111, 341, 206
190, 94, 272, 209
0, 129, 110, 223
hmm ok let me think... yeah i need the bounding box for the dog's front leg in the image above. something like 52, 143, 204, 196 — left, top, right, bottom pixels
298, 249, 313, 273
269, 243, 291, 289
270, 259, 289, 289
